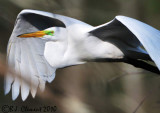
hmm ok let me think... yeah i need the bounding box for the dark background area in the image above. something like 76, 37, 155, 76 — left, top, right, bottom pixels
0, 0, 160, 113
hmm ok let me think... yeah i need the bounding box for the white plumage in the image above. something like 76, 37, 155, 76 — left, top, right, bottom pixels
116, 16, 160, 69
5, 9, 160, 101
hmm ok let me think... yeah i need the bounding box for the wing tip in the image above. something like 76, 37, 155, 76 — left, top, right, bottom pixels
116, 15, 129, 20
21, 92, 30, 101
4, 83, 11, 95
4, 87, 10, 95
12, 93, 19, 101
4, 75, 13, 95
21, 84, 30, 101
12, 80, 20, 101
31, 90, 37, 98
19, 9, 37, 14
47, 73, 56, 83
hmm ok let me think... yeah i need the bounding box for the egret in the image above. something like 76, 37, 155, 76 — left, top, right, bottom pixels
5, 9, 160, 101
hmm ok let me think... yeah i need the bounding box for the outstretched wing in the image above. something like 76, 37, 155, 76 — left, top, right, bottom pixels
89, 16, 160, 70
5, 10, 68, 101
6, 9, 93, 101
116, 16, 160, 69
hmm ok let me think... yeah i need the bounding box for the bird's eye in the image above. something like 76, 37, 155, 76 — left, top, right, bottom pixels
44, 30, 54, 36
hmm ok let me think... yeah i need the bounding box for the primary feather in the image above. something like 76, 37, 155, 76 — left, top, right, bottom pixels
116, 16, 160, 69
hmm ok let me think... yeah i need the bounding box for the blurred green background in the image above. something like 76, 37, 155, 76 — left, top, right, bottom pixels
0, 0, 160, 113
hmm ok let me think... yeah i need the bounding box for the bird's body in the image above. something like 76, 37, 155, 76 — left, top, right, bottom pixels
51, 31, 124, 68
5, 9, 160, 101
41, 17, 124, 68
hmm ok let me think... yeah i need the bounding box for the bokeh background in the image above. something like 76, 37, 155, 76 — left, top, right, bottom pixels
0, 0, 160, 113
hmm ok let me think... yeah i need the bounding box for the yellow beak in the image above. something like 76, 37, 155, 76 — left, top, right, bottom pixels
18, 31, 46, 38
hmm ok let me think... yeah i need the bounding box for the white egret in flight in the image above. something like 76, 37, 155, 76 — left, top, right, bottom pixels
5, 9, 160, 101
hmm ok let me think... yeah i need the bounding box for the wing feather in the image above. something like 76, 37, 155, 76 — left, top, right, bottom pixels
4, 73, 13, 95
89, 16, 160, 68
4, 42, 15, 95
12, 75, 20, 100
6, 9, 91, 100
12, 43, 21, 100
31, 38, 56, 82
20, 41, 30, 101
116, 16, 160, 69
5, 9, 64, 101
25, 39, 39, 98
